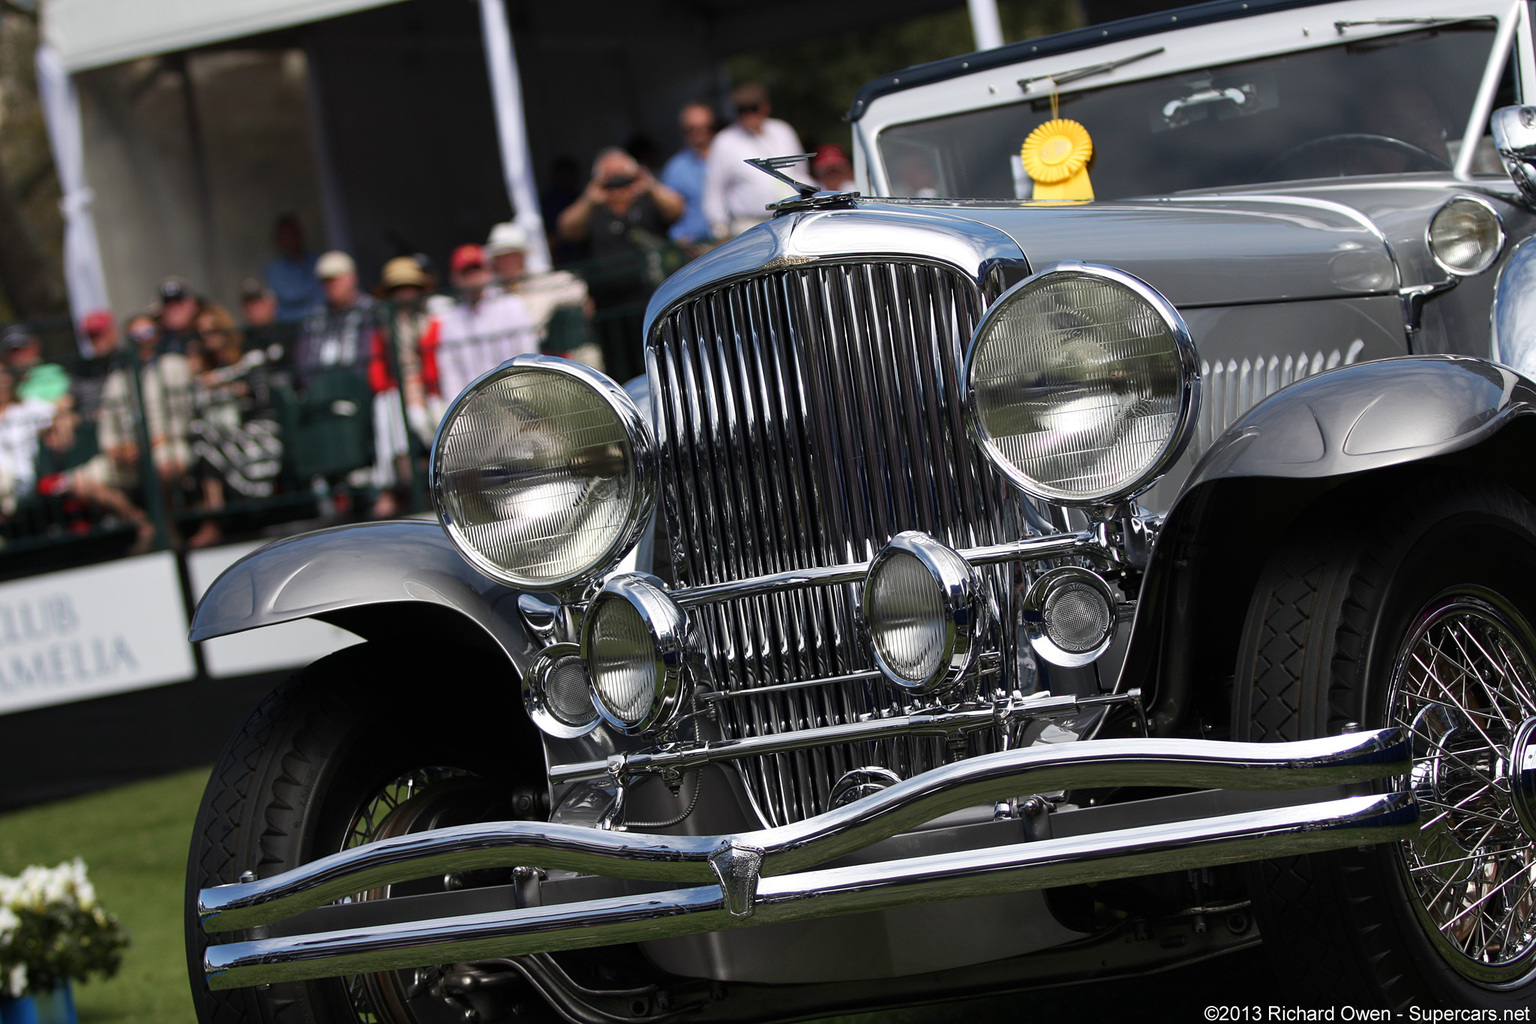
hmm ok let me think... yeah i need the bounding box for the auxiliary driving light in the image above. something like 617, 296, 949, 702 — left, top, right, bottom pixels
523, 642, 599, 738
1023, 566, 1118, 667
863, 531, 985, 693
581, 574, 694, 735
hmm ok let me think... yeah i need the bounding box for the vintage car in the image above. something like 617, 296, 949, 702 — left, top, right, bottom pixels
187, 0, 1536, 1019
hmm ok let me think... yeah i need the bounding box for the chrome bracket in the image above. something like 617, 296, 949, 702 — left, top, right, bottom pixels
708, 839, 765, 919
1400, 277, 1458, 336
599, 755, 628, 831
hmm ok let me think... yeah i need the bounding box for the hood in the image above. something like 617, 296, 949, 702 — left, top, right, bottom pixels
648, 195, 1397, 320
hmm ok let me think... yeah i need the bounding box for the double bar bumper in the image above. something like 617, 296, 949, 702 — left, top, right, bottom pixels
200, 729, 1417, 990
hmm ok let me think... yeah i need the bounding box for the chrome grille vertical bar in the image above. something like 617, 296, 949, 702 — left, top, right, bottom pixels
652, 259, 1010, 824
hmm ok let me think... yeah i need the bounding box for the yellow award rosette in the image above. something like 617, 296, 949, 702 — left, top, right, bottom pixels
1021, 118, 1094, 200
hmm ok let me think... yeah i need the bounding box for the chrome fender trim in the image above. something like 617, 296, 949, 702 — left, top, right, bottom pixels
203, 789, 1416, 990
200, 729, 1407, 933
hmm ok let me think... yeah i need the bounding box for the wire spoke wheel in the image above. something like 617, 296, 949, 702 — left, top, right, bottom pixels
1232, 475, 1536, 1007
1391, 593, 1536, 984
338, 766, 511, 1024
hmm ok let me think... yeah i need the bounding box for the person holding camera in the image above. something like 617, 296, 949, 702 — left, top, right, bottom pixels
556, 147, 682, 380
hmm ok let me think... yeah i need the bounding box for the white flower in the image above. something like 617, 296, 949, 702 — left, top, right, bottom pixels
6, 964, 25, 999
0, 905, 18, 941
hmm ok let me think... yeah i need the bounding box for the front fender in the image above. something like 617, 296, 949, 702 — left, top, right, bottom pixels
1127, 355, 1536, 733
190, 520, 537, 672
1185, 355, 1534, 485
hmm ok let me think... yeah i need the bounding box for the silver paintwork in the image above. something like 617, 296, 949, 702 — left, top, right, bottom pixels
862, 531, 986, 693
430, 354, 658, 593
1190, 341, 1367, 460
1492, 237, 1536, 376
202, 790, 1416, 990
187, 519, 533, 665
1178, 356, 1536, 487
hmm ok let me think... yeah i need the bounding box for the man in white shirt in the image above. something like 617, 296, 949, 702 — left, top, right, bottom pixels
702, 83, 809, 240
436, 243, 539, 402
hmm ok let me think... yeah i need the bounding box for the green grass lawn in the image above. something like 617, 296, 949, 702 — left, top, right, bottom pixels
0, 769, 210, 1024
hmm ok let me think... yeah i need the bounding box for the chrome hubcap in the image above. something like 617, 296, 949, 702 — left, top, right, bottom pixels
1391, 594, 1536, 985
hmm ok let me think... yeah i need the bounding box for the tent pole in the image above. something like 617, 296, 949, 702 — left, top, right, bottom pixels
477, 0, 551, 274
968, 0, 1005, 51
35, 45, 109, 351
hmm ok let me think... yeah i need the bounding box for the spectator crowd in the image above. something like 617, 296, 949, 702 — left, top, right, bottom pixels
0, 84, 857, 556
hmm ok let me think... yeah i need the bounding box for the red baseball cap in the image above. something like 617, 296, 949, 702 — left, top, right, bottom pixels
451, 244, 486, 273
812, 143, 850, 174
81, 310, 114, 336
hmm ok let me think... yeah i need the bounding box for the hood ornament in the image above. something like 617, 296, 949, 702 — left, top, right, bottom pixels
748, 154, 861, 214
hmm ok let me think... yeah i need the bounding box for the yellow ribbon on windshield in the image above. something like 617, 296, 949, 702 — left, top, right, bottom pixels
1021, 118, 1094, 200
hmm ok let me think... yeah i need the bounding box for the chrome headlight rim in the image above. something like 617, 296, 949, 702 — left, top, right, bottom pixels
862, 530, 985, 694
430, 354, 657, 592
1022, 565, 1118, 668
963, 261, 1200, 508
580, 573, 692, 736
1426, 195, 1504, 278
523, 641, 600, 739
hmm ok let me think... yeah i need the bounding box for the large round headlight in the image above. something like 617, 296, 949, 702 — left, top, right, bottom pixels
432, 356, 655, 590
964, 262, 1199, 505
582, 574, 693, 735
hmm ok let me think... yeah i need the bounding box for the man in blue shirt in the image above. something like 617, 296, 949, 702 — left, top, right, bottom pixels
264, 214, 324, 322
660, 102, 715, 252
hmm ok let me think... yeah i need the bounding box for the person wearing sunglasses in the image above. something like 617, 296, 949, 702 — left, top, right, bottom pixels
702, 82, 808, 241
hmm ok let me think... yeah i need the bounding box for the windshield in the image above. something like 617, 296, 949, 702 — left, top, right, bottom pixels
877, 23, 1505, 199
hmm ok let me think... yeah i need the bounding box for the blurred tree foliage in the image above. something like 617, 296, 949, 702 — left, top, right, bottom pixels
0, 0, 66, 320
727, 0, 1084, 151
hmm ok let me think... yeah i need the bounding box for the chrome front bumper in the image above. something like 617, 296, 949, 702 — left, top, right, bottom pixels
199, 729, 1416, 990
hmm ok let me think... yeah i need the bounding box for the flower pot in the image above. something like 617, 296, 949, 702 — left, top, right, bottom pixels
0, 985, 76, 1024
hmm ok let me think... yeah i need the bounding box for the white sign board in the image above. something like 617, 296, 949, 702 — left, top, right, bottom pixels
0, 552, 195, 714
187, 541, 359, 679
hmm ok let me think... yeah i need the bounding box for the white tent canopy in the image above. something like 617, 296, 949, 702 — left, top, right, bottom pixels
44, 0, 408, 73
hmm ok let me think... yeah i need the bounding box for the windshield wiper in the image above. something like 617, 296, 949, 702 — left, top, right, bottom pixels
1334, 16, 1491, 34
1018, 46, 1165, 93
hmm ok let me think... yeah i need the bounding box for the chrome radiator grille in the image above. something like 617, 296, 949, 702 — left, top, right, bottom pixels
649, 259, 1024, 825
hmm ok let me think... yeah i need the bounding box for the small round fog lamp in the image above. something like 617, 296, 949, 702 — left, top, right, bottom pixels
1428, 197, 1502, 276
1023, 566, 1118, 667
862, 532, 984, 693
524, 642, 599, 738
581, 574, 693, 735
